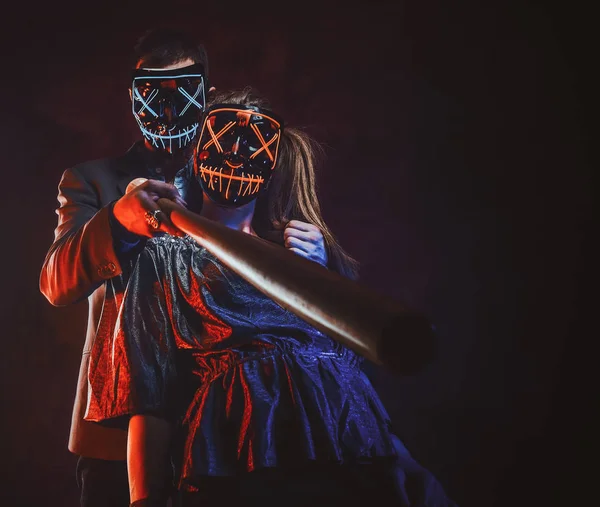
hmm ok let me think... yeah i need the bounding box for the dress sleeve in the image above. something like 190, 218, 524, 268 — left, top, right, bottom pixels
85, 243, 180, 426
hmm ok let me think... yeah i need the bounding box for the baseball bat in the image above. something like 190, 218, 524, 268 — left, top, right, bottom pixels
155, 198, 436, 375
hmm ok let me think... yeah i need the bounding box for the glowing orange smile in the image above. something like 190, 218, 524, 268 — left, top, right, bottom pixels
198, 163, 264, 200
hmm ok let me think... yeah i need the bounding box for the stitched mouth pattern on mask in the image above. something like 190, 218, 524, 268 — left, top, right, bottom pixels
198, 163, 264, 199
142, 123, 199, 150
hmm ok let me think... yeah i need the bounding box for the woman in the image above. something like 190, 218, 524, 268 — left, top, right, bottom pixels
86, 88, 452, 506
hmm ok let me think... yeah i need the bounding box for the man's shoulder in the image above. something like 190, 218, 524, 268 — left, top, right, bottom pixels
68, 143, 143, 181
70, 156, 113, 177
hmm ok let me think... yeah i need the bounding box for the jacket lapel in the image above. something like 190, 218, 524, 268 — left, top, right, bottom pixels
114, 142, 148, 196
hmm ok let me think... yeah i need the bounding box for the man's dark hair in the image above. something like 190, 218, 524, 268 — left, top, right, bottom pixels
133, 28, 209, 77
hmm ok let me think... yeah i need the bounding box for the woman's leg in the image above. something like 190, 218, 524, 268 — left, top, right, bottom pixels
128, 415, 173, 504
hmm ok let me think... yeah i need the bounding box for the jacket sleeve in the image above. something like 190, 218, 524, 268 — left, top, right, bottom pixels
39, 166, 125, 306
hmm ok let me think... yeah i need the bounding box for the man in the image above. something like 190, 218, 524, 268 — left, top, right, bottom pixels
40, 28, 328, 506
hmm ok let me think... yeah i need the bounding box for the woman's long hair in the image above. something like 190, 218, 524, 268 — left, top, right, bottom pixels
206, 87, 359, 279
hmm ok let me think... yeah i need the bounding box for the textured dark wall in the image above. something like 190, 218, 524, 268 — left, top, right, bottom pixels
0, 1, 591, 506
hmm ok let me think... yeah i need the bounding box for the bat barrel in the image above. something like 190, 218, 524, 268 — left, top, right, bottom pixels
159, 199, 436, 375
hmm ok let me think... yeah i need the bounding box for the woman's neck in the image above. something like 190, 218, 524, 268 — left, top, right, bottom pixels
199, 193, 257, 236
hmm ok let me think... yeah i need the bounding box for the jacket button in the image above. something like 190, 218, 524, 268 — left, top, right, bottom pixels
97, 261, 117, 278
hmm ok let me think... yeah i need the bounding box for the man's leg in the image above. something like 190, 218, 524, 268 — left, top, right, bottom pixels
76, 456, 129, 507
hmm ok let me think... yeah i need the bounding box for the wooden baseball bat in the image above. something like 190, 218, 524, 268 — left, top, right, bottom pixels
157, 198, 436, 375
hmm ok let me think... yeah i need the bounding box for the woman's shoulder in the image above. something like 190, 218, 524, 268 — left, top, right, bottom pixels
145, 234, 231, 270
145, 234, 202, 253
138, 234, 210, 268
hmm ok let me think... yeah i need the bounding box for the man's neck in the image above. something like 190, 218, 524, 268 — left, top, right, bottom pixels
142, 140, 193, 182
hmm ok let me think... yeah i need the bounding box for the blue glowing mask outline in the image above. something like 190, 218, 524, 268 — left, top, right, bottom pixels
131, 63, 206, 154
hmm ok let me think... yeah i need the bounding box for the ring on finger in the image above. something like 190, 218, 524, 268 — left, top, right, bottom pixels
144, 209, 163, 230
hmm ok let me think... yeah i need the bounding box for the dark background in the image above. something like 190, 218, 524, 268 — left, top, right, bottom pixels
0, 1, 593, 506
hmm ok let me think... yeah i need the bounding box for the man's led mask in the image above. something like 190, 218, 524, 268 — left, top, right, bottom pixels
131, 63, 206, 154
194, 104, 284, 207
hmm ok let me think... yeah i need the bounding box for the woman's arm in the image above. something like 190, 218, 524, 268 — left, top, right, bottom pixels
128, 414, 172, 505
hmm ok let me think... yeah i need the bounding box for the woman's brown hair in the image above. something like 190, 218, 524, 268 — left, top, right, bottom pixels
207, 87, 359, 279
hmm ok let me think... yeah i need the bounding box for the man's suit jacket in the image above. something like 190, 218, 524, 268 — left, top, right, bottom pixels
40, 142, 154, 460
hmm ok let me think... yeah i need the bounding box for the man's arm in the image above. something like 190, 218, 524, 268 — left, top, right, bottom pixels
40, 169, 186, 307
40, 167, 129, 306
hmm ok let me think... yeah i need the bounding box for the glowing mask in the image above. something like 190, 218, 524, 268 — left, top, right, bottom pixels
194, 104, 284, 207
131, 63, 206, 154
